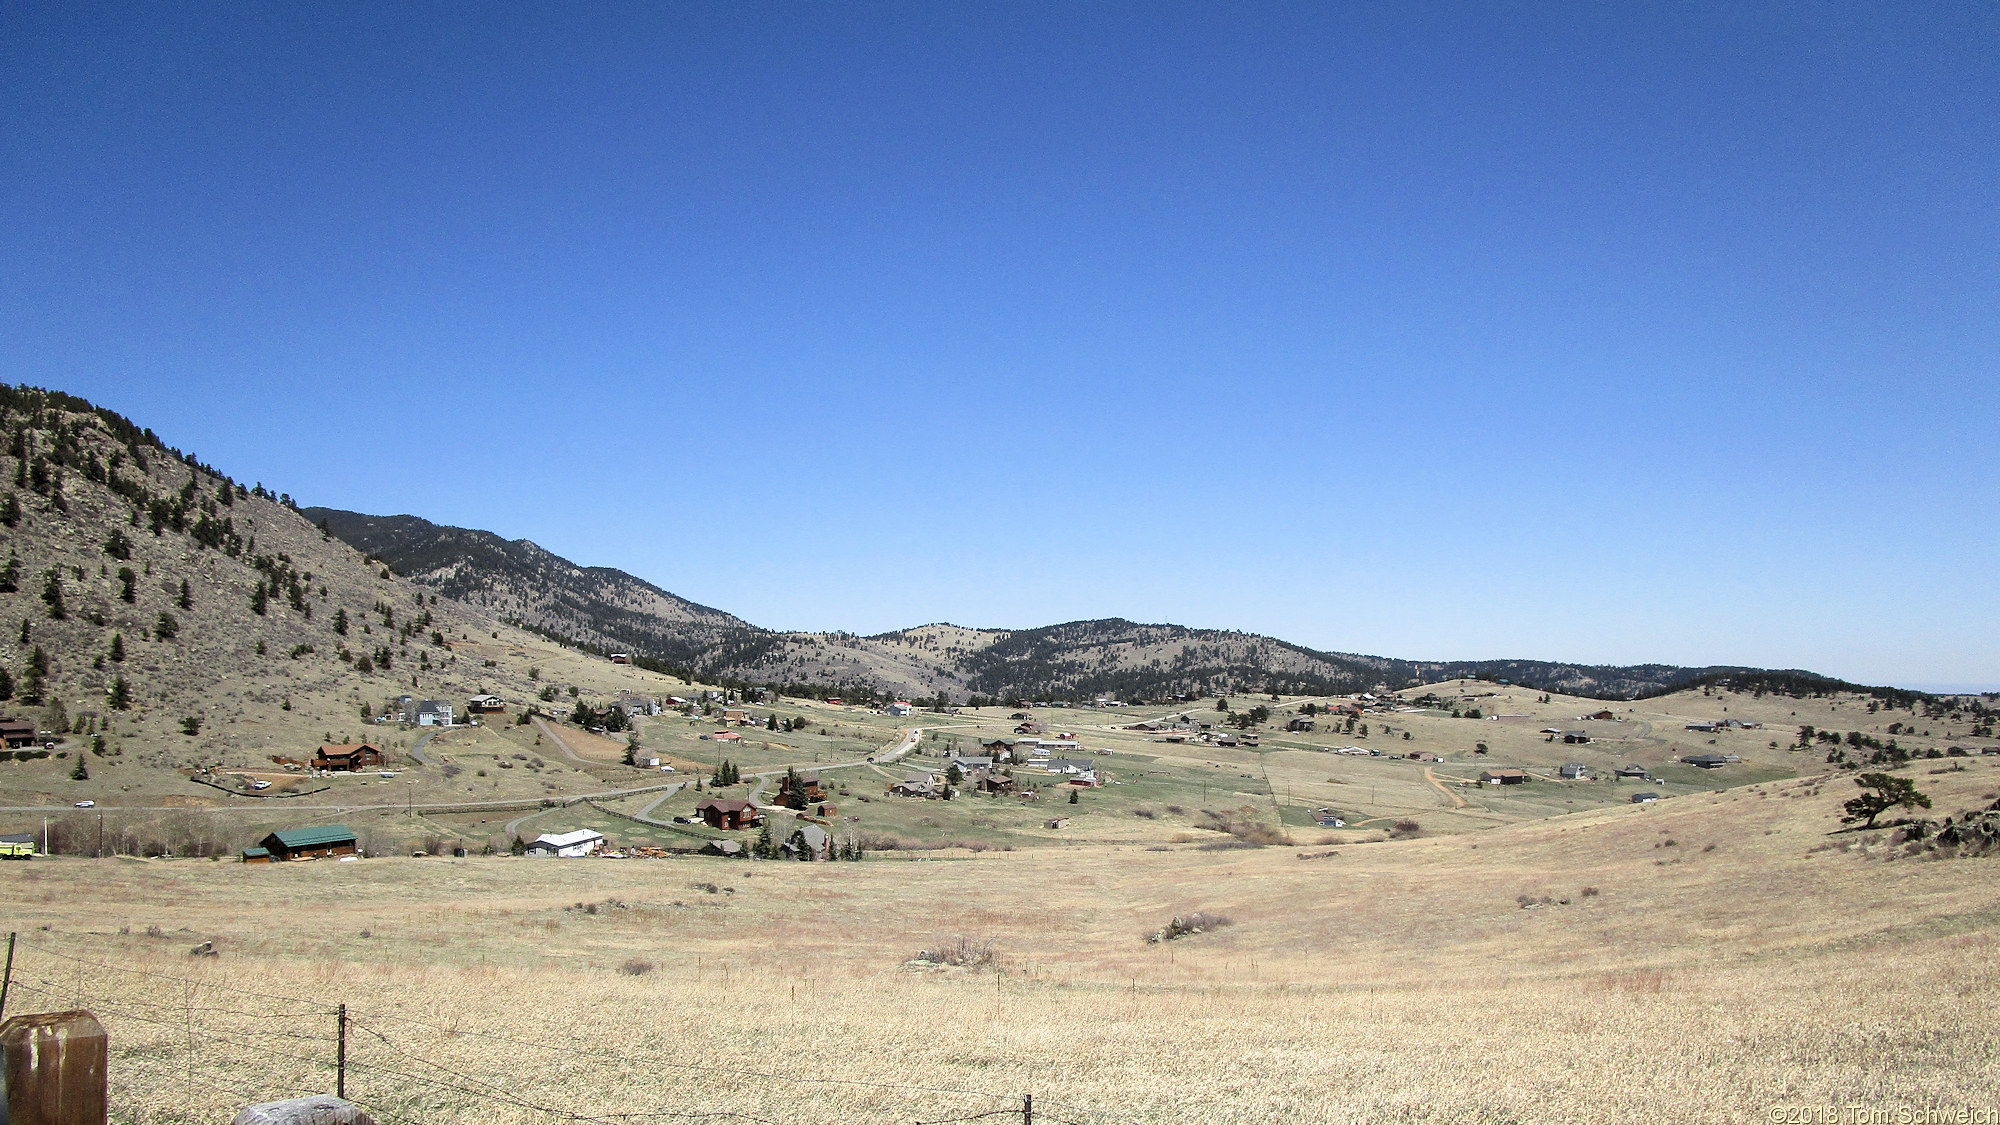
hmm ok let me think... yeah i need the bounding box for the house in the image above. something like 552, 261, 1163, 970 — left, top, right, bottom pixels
721, 709, 752, 725
888, 773, 937, 798
1584, 710, 1618, 721
1479, 769, 1528, 785
1286, 717, 1316, 732
0, 832, 36, 859
414, 700, 453, 727
1561, 731, 1591, 745
1014, 720, 1047, 735
782, 824, 833, 860
1559, 763, 1588, 780
609, 653, 631, 665
527, 829, 605, 857
1313, 809, 1345, 827
979, 739, 1016, 761
886, 702, 913, 716
972, 770, 1015, 794
467, 695, 506, 714
0, 718, 38, 748
258, 825, 359, 861
947, 755, 994, 774
1614, 764, 1648, 778
1407, 751, 1442, 763
695, 797, 762, 830
705, 731, 743, 743
775, 772, 825, 805
1631, 792, 1662, 804
314, 743, 385, 772
1681, 754, 1729, 769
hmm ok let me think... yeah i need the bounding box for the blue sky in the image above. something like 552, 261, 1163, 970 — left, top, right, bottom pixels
3, 4, 1995, 689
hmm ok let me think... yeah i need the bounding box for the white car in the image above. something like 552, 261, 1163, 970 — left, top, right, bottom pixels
73, 800, 94, 808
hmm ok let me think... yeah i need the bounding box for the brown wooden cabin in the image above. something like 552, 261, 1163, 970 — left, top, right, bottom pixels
314, 743, 385, 772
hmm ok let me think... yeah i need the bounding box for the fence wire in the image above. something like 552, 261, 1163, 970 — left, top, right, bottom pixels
0, 937, 1138, 1125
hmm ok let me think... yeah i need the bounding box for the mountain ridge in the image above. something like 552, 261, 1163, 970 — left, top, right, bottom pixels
305, 506, 1904, 704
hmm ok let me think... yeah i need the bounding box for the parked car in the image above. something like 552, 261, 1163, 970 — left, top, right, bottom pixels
73, 800, 94, 808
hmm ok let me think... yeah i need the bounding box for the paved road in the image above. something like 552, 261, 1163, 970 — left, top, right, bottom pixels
410, 730, 439, 766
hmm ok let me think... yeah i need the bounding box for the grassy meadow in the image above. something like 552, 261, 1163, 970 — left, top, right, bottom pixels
2, 752, 1996, 1124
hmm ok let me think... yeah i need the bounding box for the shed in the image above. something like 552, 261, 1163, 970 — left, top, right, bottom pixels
696, 797, 761, 830
527, 829, 606, 857
1407, 751, 1442, 762
1479, 769, 1528, 785
240, 846, 271, 864
259, 825, 359, 861
1586, 710, 1618, 721
314, 743, 385, 772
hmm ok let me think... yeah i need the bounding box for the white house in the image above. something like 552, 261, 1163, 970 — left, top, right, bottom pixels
414, 700, 454, 727
527, 829, 605, 858
886, 701, 913, 716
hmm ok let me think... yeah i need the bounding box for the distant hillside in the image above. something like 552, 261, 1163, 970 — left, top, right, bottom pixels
302, 509, 754, 666
304, 505, 1885, 702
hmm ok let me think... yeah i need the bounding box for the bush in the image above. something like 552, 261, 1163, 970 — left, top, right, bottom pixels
912, 937, 994, 967
1389, 819, 1421, 837
619, 959, 656, 976
1147, 912, 1232, 943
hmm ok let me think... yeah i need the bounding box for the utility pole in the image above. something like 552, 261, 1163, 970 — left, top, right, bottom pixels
95, 814, 103, 858
1, 931, 16, 1021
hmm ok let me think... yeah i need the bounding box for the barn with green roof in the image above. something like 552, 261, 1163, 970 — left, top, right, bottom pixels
257, 825, 359, 861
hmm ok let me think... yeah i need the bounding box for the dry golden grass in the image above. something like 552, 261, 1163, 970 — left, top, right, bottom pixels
3, 764, 1998, 1123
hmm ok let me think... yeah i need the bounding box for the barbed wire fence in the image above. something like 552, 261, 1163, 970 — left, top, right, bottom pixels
0, 935, 1135, 1125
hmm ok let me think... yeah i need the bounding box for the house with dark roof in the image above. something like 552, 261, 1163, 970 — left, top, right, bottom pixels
1681, 754, 1730, 769
314, 743, 384, 772
1479, 769, 1528, 785
1614, 764, 1649, 778
258, 825, 359, 861
888, 773, 937, 798
695, 798, 761, 830
0, 719, 38, 748
1559, 763, 1589, 779
1561, 731, 1591, 745
414, 700, 453, 727
1631, 792, 1662, 803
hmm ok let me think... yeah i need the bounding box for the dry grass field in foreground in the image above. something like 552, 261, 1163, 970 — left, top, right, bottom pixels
3, 765, 1998, 1124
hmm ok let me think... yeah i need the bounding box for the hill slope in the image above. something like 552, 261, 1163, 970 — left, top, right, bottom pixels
308, 506, 1869, 703
301, 508, 754, 666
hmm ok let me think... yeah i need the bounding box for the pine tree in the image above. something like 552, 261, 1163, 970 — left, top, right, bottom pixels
250, 582, 268, 615
0, 550, 18, 593
41, 570, 65, 620
154, 612, 179, 641
107, 676, 130, 711
754, 821, 775, 859
176, 579, 191, 609
108, 633, 125, 662
0, 492, 18, 528
0, 668, 12, 702
333, 607, 348, 636
70, 756, 87, 781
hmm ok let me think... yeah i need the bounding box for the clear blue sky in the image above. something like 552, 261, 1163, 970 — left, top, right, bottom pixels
4, 4, 1995, 690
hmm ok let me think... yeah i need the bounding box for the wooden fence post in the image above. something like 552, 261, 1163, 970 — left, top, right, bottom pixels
1, 1009, 108, 1125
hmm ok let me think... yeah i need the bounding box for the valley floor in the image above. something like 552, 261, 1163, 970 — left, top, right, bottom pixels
3, 763, 1997, 1123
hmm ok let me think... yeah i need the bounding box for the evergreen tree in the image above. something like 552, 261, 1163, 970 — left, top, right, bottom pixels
0, 550, 19, 593
107, 676, 130, 711
332, 607, 348, 635
1068, 788, 1079, 804
0, 492, 18, 528
0, 668, 12, 702
70, 755, 87, 781
108, 633, 125, 662
250, 582, 268, 615
116, 567, 136, 603
41, 570, 65, 620
754, 820, 775, 859
176, 578, 192, 609
154, 612, 179, 641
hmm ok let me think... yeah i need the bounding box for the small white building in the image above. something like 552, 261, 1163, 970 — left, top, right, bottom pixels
527, 829, 606, 858
886, 701, 913, 716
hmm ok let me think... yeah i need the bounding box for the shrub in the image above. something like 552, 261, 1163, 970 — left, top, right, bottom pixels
1389, 819, 1421, 837
1147, 912, 1232, 943
619, 959, 656, 976
912, 937, 994, 967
